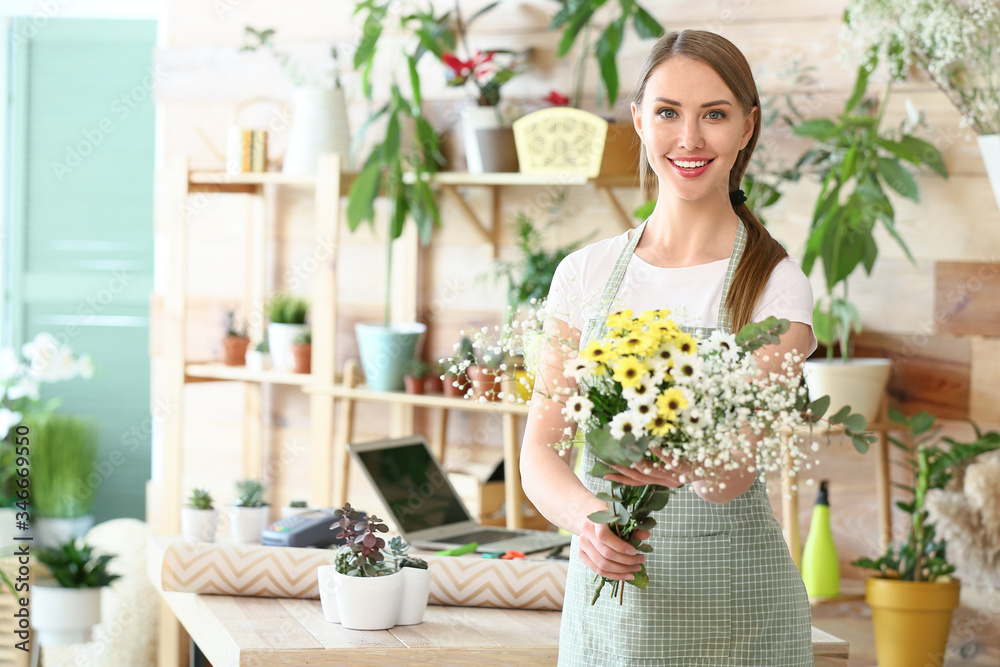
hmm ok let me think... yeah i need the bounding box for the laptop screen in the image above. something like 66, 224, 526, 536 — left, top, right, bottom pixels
353, 440, 472, 533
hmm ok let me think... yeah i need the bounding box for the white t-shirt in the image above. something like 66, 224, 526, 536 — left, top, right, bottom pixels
547, 230, 818, 355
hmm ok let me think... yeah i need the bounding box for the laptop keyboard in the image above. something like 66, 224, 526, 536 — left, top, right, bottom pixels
446, 529, 518, 545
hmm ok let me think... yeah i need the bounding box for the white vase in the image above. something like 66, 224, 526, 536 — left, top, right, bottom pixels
245, 350, 271, 371
316, 564, 340, 623
35, 515, 94, 549
227, 506, 269, 544
31, 583, 103, 646
977, 134, 1000, 213
333, 569, 404, 630
283, 86, 351, 175
462, 105, 503, 174
396, 566, 431, 625
180, 507, 217, 543
803, 358, 892, 424
267, 323, 308, 373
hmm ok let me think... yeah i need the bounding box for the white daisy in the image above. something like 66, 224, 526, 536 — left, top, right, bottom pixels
609, 411, 646, 440
622, 375, 658, 405
670, 353, 704, 385
562, 395, 594, 423
564, 356, 597, 383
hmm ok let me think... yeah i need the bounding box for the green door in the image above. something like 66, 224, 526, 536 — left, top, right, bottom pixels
6, 18, 156, 522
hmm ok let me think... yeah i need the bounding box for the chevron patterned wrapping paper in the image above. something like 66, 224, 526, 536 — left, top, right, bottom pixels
160, 541, 569, 610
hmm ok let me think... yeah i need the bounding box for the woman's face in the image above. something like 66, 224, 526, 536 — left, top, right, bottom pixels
631, 56, 757, 203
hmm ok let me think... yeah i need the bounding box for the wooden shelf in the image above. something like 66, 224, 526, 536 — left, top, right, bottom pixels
184, 362, 318, 386
187, 169, 354, 195
304, 383, 530, 415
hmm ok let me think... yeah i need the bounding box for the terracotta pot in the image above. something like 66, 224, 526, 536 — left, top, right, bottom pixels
424, 372, 444, 394
467, 365, 502, 402
222, 336, 250, 366
403, 375, 425, 395
291, 344, 312, 374
443, 373, 470, 398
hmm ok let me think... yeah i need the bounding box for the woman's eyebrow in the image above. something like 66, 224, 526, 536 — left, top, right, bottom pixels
652, 97, 733, 108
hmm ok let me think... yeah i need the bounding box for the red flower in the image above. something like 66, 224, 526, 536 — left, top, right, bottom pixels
545, 90, 570, 106
442, 53, 472, 77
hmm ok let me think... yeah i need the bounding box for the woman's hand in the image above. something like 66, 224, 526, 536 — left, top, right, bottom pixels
603, 446, 695, 488
577, 522, 651, 580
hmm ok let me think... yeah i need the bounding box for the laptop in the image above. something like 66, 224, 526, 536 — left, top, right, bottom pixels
347, 436, 572, 554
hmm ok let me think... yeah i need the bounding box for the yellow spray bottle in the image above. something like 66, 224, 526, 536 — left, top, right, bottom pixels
801, 480, 839, 598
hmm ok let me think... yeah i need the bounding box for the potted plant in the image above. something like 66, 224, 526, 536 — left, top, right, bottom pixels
241, 27, 350, 174
423, 361, 444, 394
181, 488, 217, 543
245, 335, 270, 371
228, 479, 269, 544
841, 0, 1000, 211
281, 499, 313, 519
349, 2, 446, 392
384, 535, 431, 626
853, 409, 1000, 667
791, 59, 947, 421
402, 359, 428, 395
221, 309, 250, 366
291, 329, 312, 374
319, 503, 402, 630
30, 414, 100, 548
266, 294, 309, 373
33, 539, 121, 646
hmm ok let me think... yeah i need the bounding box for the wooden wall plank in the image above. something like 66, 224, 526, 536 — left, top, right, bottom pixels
934, 262, 1000, 337
970, 338, 1000, 424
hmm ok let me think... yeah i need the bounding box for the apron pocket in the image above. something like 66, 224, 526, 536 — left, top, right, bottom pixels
577, 532, 733, 661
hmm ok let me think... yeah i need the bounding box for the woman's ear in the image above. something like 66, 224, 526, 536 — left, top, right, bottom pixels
739, 106, 758, 150
631, 101, 643, 144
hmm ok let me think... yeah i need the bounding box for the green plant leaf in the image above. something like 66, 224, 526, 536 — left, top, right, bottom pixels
588, 510, 617, 524
632, 5, 663, 38
807, 395, 831, 419
843, 413, 867, 434
589, 460, 615, 477
876, 157, 918, 201
828, 405, 852, 424
595, 18, 625, 106
899, 135, 947, 178
635, 542, 654, 553
792, 119, 838, 141
556, 4, 598, 57
851, 434, 871, 454
628, 563, 648, 588
347, 153, 382, 232
843, 63, 870, 114
646, 487, 673, 511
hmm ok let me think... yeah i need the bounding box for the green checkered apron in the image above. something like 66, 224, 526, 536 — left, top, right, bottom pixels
558, 218, 813, 666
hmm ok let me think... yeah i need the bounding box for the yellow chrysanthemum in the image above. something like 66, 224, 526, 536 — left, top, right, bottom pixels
580, 339, 615, 365
605, 309, 636, 333
675, 332, 698, 355
614, 331, 658, 357
656, 387, 688, 417
648, 414, 677, 437
611, 355, 647, 388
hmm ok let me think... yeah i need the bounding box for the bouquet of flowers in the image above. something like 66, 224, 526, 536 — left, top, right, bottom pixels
557, 309, 873, 604
840, 0, 1000, 135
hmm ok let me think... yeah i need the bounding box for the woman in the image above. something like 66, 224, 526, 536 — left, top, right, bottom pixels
520, 30, 816, 666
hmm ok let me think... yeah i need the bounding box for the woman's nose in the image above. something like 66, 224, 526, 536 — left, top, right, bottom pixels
678, 117, 704, 150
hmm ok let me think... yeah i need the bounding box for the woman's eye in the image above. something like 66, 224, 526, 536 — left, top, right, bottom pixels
706, 110, 726, 120
658, 108, 677, 119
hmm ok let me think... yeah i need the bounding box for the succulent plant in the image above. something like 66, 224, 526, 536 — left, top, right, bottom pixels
330, 503, 392, 577
36, 540, 121, 589
233, 479, 266, 508
385, 535, 428, 570
186, 488, 213, 510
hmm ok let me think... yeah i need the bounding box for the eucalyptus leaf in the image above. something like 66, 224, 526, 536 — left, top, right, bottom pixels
628, 563, 648, 588
587, 510, 617, 524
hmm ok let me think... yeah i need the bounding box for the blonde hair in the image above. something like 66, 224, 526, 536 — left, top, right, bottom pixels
632, 30, 787, 333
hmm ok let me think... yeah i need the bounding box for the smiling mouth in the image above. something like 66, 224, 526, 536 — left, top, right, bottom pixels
668, 158, 714, 170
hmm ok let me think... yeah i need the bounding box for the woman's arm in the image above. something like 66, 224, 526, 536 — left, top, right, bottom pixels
520, 316, 648, 580
604, 322, 813, 504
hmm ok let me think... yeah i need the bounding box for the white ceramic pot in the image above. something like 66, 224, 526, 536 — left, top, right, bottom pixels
462, 105, 503, 174
180, 507, 218, 543
283, 86, 351, 175
803, 358, 892, 424
228, 506, 269, 544
280, 505, 315, 519
245, 350, 271, 371
977, 134, 1000, 213
35, 515, 94, 549
397, 566, 431, 625
267, 323, 308, 372
31, 583, 102, 646
316, 564, 340, 623
0, 507, 31, 550
333, 569, 404, 630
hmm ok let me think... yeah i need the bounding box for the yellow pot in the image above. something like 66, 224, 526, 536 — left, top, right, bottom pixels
514, 369, 534, 402
866, 577, 960, 667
